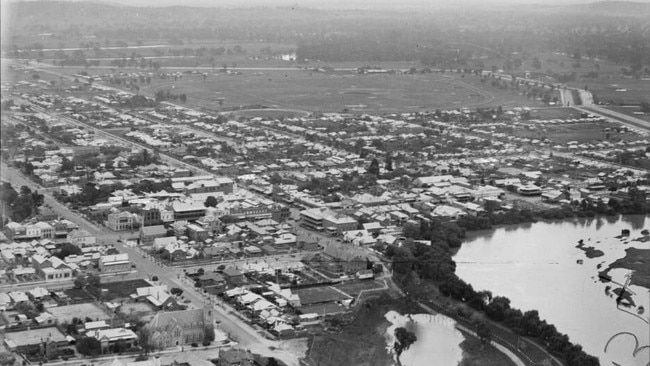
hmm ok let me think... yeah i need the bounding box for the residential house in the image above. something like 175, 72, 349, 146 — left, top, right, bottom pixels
222, 267, 245, 287
197, 272, 227, 294
91, 328, 137, 353
31, 255, 73, 282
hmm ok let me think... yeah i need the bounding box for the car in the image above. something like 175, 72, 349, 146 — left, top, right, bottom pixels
184, 299, 191, 303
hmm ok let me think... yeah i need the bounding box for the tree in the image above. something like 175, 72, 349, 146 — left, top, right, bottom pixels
385, 155, 393, 171
367, 158, 380, 176
394, 327, 417, 356
204, 196, 218, 207
76, 337, 102, 356
55, 243, 82, 259
170, 287, 183, 296
475, 321, 492, 346
266, 357, 279, 366
137, 328, 155, 354
641, 102, 650, 114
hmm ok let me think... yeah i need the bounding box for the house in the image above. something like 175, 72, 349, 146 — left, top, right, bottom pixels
144, 307, 213, 348
186, 224, 209, 242
3, 327, 67, 354
67, 229, 96, 247
153, 237, 178, 251
133, 286, 177, 310
91, 328, 137, 353
516, 184, 542, 196
217, 348, 256, 366
31, 255, 73, 282
222, 267, 245, 286
197, 272, 227, 294
140, 225, 167, 245
99, 253, 130, 273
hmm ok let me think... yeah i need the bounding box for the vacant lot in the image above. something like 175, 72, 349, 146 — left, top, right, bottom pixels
294, 286, 351, 305
48, 303, 110, 323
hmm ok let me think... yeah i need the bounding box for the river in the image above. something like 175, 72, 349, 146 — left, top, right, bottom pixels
385, 311, 465, 366
454, 215, 650, 366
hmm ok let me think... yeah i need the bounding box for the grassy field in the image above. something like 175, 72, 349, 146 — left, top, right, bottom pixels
333, 280, 385, 297
512, 119, 643, 144
48, 303, 111, 323
99, 278, 150, 299
458, 330, 516, 366
528, 107, 581, 120
603, 106, 650, 123
294, 286, 351, 305
142, 69, 554, 114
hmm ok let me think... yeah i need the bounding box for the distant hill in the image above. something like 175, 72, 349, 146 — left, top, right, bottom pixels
573, 1, 650, 15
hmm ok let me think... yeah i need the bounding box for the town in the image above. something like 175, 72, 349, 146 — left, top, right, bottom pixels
1, 1, 649, 366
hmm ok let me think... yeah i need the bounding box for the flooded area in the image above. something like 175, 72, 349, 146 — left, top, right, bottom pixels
454, 215, 650, 366
384, 311, 465, 366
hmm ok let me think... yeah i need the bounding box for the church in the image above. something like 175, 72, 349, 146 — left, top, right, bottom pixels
144, 307, 214, 348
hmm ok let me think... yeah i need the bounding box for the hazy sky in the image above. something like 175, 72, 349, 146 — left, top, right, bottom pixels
8, 0, 650, 8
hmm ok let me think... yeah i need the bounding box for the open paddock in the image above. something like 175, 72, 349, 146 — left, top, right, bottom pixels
512, 120, 643, 145
48, 303, 111, 323
294, 286, 351, 306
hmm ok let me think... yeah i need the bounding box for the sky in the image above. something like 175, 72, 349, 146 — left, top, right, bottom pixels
7, 0, 650, 7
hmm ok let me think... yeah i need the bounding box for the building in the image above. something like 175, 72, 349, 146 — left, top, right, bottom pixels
183, 178, 234, 195
186, 224, 209, 242
107, 211, 137, 231
300, 207, 357, 233
172, 201, 206, 221
31, 255, 73, 282
139, 225, 167, 245
99, 253, 130, 273
5, 222, 41, 241
144, 307, 213, 348
3, 327, 67, 354
91, 328, 137, 353
139, 207, 163, 227
67, 229, 96, 247
222, 267, 245, 286
197, 272, 227, 294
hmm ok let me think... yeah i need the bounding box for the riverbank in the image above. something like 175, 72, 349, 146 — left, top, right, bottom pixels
600, 247, 650, 289
458, 330, 518, 366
